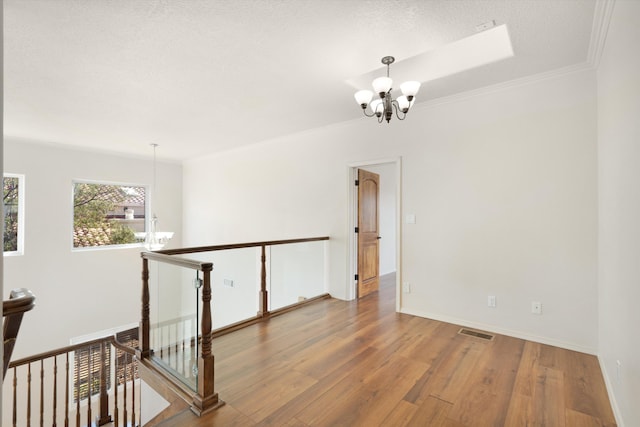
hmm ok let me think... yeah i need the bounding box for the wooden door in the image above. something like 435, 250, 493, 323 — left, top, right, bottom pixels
357, 169, 380, 298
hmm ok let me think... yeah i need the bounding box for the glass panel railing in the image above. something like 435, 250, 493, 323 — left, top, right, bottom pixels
140, 236, 328, 414
183, 247, 260, 329
269, 240, 327, 310
148, 260, 199, 392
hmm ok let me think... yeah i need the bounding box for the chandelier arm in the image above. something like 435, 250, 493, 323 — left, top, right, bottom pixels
392, 102, 407, 121
362, 109, 376, 118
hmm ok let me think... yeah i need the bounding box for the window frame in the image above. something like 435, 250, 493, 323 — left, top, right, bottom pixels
3, 173, 26, 256
71, 179, 149, 251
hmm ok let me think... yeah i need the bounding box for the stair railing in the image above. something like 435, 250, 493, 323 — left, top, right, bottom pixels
3, 288, 36, 380
139, 236, 330, 415
6, 331, 139, 427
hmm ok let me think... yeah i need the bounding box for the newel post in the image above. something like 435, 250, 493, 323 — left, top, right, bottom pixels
192, 264, 223, 415
258, 245, 269, 317
96, 341, 112, 426
138, 255, 150, 359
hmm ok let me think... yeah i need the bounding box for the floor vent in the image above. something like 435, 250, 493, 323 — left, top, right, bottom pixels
458, 328, 494, 341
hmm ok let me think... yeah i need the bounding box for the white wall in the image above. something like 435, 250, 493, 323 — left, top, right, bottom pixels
2, 139, 183, 358
183, 68, 598, 352
361, 163, 396, 276
597, 1, 640, 425
188, 247, 261, 328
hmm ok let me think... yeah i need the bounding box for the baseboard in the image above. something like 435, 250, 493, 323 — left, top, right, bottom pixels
598, 355, 625, 427
399, 307, 597, 355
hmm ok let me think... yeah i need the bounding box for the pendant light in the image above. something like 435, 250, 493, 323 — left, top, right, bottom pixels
145, 144, 174, 250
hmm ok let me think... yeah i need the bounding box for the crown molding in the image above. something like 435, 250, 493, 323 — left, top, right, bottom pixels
411, 62, 593, 113
4, 135, 182, 165
588, 0, 616, 68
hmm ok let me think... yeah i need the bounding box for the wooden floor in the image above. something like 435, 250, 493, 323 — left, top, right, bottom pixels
154, 274, 616, 426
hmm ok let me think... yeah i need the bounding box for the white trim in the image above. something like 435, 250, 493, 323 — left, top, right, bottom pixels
347, 158, 402, 304
394, 158, 403, 313
347, 166, 358, 301
598, 355, 625, 427
3, 173, 26, 256
410, 62, 594, 114
588, 0, 616, 69
400, 307, 598, 355
4, 135, 182, 165
70, 322, 138, 345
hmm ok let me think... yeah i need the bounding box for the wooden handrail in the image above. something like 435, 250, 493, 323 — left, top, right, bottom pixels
8, 335, 135, 368
3, 288, 36, 379
3, 288, 36, 316
141, 251, 213, 271
156, 236, 329, 256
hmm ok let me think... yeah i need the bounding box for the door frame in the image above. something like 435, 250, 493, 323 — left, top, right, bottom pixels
347, 157, 402, 311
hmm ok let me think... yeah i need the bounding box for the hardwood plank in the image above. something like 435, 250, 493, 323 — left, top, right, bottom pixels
446, 335, 524, 426
504, 392, 533, 427
283, 418, 309, 427
408, 333, 488, 405
293, 376, 370, 425
402, 324, 473, 405
350, 353, 430, 425
391, 317, 444, 356
562, 350, 617, 425
380, 400, 418, 427
511, 340, 543, 397
224, 366, 317, 423
289, 334, 371, 380
565, 408, 609, 427
156, 404, 255, 427
408, 396, 453, 426
259, 346, 384, 425
531, 366, 566, 427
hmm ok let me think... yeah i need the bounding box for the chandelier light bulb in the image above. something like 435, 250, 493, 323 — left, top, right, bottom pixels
396, 95, 410, 113
372, 76, 393, 97
370, 99, 383, 117
400, 81, 421, 100
354, 90, 373, 108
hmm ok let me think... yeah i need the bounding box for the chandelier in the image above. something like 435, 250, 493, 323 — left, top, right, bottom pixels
144, 144, 174, 250
354, 56, 421, 123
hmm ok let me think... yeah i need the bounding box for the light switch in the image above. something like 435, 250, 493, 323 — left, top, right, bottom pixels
406, 214, 416, 224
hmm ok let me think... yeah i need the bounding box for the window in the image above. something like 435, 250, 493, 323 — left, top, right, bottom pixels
73, 182, 146, 248
115, 328, 139, 386
3, 174, 25, 255
72, 327, 138, 402
74, 343, 111, 402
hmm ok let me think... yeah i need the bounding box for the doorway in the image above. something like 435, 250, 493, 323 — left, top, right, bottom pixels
349, 159, 401, 308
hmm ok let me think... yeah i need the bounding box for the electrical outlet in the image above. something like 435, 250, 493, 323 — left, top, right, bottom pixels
402, 282, 411, 293
223, 278, 234, 287
488, 295, 496, 307
531, 301, 542, 314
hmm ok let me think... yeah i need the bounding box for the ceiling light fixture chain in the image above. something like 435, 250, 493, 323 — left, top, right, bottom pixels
144, 143, 174, 251
354, 56, 421, 123
151, 143, 158, 211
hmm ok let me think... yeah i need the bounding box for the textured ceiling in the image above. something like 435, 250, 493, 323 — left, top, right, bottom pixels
3, 0, 597, 161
